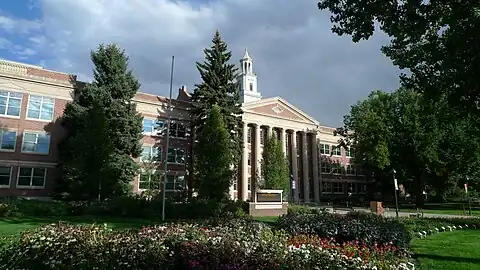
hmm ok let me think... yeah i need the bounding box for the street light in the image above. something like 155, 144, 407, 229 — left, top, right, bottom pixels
393, 169, 399, 218
466, 177, 472, 216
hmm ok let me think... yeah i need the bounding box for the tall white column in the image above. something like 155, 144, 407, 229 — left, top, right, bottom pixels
281, 128, 286, 156
268, 126, 273, 139
311, 133, 320, 202
255, 124, 261, 192
302, 132, 310, 203
241, 122, 249, 201
291, 131, 299, 202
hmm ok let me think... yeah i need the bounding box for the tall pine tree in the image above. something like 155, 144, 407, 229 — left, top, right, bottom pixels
194, 105, 233, 201
261, 135, 290, 198
190, 31, 243, 193
57, 44, 143, 200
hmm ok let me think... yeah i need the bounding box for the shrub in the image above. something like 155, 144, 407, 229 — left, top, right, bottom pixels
0, 220, 410, 270
275, 209, 411, 248
0, 203, 17, 218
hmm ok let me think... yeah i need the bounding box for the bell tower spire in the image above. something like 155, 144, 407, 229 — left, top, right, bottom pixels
237, 48, 261, 103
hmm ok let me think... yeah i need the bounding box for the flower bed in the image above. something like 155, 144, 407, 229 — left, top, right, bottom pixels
275, 209, 411, 248
0, 219, 410, 269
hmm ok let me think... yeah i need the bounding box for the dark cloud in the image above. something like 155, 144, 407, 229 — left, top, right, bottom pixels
5, 0, 401, 126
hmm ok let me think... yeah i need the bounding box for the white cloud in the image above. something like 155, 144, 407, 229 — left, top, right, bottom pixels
5, 0, 401, 126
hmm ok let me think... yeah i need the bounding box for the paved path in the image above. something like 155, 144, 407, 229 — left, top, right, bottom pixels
317, 206, 478, 219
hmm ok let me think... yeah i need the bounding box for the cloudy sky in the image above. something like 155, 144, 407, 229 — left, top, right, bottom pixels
0, 0, 401, 127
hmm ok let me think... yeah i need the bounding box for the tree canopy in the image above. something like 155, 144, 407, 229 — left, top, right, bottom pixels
336, 88, 480, 205
260, 135, 290, 198
57, 44, 143, 200
190, 30, 243, 170
194, 104, 233, 201
317, 0, 480, 117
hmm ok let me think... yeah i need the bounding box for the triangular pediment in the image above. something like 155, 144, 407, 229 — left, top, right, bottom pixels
242, 97, 319, 125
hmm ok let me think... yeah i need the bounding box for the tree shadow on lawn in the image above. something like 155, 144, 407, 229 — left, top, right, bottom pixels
414, 253, 480, 264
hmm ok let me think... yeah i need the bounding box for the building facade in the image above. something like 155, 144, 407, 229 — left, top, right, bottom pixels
0, 51, 367, 201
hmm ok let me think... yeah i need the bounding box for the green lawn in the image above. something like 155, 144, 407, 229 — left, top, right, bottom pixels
0, 215, 154, 237
412, 230, 480, 270
399, 209, 480, 216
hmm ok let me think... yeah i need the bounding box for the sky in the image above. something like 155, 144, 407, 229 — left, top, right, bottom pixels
0, 0, 401, 127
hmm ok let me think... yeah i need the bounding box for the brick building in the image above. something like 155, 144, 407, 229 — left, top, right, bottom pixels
0, 51, 367, 201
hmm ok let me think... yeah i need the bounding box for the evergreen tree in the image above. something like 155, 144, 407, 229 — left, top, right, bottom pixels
190, 31, 243, 184
57, 44, 143, 200
261, 135, 290, 198
194, 105, 233, 201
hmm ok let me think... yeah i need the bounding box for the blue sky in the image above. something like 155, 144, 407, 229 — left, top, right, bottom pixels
0, 0, 401, 127
0, 1, 44, 65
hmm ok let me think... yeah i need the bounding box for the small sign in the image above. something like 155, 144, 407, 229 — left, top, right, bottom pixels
257, 192, 282, 203
465, 183, 468, 193
292, 180, 296, 189
394, 178, 398, 190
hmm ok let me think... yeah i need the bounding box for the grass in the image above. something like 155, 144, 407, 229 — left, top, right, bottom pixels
412, 230, 480, 270
0, 215, 155, 237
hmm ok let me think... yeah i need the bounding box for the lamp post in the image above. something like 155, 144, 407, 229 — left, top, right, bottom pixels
393, 169, 399, 218
162, 56, 175, 222
466, 177, 472, 216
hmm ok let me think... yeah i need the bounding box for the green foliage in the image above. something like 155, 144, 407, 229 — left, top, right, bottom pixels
261, 135, 289, 197
317, 0, 480, 117
58, 44, 143, 200
275, 210, 411, 248
398, 217, 480, 239
0, 220, 408, 269
190, 30, 243, 181
194, 105, 233, 201
335, 88, 480, 206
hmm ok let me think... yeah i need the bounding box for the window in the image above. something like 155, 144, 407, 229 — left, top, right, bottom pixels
319, 144, 330, 155
0, 90, 22, 117
0, 166, 12, 187
0, 130, 16, 151
233, 180, 237, 191
322, 182, 332, 194
248, 151, 252, 166
331, 163, 342, 174
349, 183, 359, 194
26, 95, 54, 121
140, 145, 161, 162
332, 146, 341, 156
167, 148, 185, 164
249, 83, 253, 91
17, 167, 46, 188
166, 175, 185, 191
248, 177, 251, 191
333, 182, 344, 194
138, 173, 161, 190
247, 127, 252, 143
260, 129, 265, 145
321, 162, 331, 173
169, 122, 188, 138
143, 119, 164, 134
346, 164, 355, 175
345, 147, 352, 157
22, 132, 50, 154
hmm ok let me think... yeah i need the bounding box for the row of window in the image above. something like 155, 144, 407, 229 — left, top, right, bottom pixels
138, 174, 185, 191
0, 166, 47, 188
140, 145, 186, 164
1, 91, 55, 121
319, 144, 353, 157
321, 163, 357, 175
321, 182, 367, 194
142, 119, 189, 139
0, 130, 50, 154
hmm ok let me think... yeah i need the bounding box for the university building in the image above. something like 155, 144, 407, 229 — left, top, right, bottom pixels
0, 50, 367, 202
